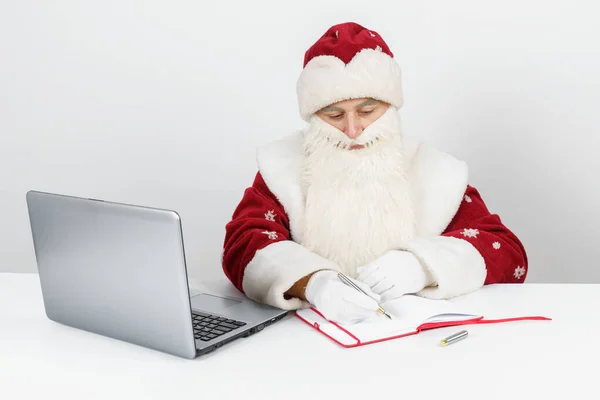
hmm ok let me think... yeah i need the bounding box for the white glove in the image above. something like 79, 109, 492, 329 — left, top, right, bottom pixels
305, 270, 381, 325
356, 250, 434, 302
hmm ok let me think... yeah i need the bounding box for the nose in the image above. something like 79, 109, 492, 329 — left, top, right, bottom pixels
343, 114, 362, 139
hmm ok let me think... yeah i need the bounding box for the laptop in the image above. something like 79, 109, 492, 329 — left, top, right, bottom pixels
25, 190, 289, 359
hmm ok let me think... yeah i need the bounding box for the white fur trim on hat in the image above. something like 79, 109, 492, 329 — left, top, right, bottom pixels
296, 48, 403, 121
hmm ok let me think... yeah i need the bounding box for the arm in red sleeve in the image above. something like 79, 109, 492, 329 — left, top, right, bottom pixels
222, 172, 291, 291
222, 172, 339, 310
442, 185, 528, 284
397, 185, 527, 299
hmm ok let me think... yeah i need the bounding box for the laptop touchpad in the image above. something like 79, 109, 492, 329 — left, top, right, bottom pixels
192, 293, 242, 313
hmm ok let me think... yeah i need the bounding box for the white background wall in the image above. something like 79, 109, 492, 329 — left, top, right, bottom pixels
2, 0, 599, 285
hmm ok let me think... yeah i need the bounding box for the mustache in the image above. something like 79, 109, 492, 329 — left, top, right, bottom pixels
303, 126, 384, 152
331, 136, 381, 149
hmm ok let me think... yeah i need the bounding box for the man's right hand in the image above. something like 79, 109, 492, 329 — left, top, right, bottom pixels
304, 270, 381, 325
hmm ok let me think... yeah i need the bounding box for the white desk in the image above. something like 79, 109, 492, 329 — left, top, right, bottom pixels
1, 272, 597, 399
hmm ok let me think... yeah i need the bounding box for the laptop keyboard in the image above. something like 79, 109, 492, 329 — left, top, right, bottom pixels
192, 311, 247, 341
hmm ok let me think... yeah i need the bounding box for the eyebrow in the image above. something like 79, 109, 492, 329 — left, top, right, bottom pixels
320, 99, 378, 113
320, 105, 343, 113
357, 99, 377, 108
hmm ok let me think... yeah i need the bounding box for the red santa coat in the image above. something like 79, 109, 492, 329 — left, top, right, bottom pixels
222, 132, 528, 310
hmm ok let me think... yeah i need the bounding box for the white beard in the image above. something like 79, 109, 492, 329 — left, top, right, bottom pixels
299, 107, 416, 277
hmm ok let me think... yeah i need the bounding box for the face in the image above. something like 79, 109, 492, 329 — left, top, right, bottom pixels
315, 98, 389, 149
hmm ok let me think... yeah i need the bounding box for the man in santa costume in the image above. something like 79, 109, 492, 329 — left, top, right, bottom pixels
222, 22, 528, 324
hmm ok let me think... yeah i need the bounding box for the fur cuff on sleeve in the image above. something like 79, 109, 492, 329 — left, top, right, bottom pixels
242, 240, 340, 310
398, 236, 486, 299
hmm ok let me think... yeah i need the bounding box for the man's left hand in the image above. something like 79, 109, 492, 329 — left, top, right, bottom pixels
355, 250, 434, 302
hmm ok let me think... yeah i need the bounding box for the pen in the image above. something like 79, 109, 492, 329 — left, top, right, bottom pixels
336, 272, 392, 319
440, 330, 468, 347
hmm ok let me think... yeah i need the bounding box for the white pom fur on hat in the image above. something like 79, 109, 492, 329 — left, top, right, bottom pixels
296, 33, 404, 121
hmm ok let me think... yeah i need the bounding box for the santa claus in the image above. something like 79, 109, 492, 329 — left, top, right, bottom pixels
222, 22, 527, 324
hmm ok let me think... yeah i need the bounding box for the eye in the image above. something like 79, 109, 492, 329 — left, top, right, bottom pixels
327, 114, 343, 120
359, 109, 374, 115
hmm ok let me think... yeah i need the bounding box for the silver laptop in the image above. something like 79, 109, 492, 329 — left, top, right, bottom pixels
25, 190, 288, 359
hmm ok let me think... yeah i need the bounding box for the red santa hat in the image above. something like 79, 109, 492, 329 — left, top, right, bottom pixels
296, 22, 404, 121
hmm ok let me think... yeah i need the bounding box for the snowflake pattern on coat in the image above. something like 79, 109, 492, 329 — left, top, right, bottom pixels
264, 210, 276, 222
461, 228, 479, 238
514, 266, 526, 279
261, 231, 279, 240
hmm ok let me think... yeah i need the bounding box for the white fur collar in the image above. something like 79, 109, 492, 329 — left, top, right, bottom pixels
256, 131, 468, 241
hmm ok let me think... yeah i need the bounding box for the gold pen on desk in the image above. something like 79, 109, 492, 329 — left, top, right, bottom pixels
440, 330, 468, 347
336, 272, 392, 319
